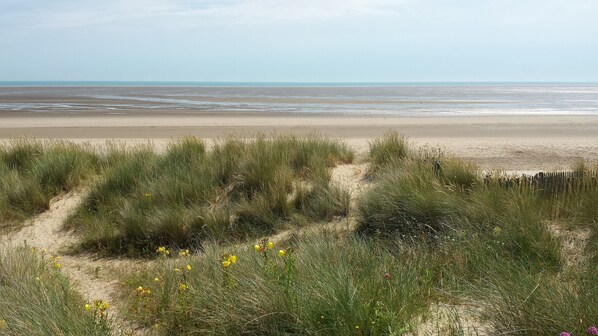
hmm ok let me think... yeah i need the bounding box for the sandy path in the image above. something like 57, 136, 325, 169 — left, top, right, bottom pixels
0, 189, 143, 334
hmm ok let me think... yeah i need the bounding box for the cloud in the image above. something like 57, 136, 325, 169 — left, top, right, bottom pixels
0, 0, 409, 29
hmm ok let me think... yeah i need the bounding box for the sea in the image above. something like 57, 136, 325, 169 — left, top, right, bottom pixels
1, 82, 597, 116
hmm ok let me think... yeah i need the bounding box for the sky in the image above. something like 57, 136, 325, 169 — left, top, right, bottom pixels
0, 0, 597, 82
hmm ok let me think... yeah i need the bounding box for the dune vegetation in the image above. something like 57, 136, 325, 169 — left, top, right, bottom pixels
1, 133, 597, 335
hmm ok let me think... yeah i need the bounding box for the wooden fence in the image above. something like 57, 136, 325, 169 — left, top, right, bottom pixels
484, 170, 598, 218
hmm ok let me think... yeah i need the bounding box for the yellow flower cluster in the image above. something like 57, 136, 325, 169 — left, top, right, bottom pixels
179, 249, 190, 257
136, 286, 151, 296
156, 246, 170, 255
254, 241, 275, 252
222, 254, 237, 268
47, 255, 62, 269
178, 283, 188, 292
88, 300, 109, 318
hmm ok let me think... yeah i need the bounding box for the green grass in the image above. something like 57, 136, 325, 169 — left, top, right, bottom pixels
3, 134, 598, 335
0, 246, 111, 335
66, 135, 354, 256
0, 139, 100, 230
124, 234, 432, 335
367, 131, 410, 174
474, 264, 598, 336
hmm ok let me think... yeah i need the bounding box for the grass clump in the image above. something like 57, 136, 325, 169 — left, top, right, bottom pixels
125, 234, 431, 335
67, 135, 354, 256
357, 165, 460, 238
0, 246, 111, 335
474, 263, 598, 335
368, 131, 410, 173
0, 139, 100, 230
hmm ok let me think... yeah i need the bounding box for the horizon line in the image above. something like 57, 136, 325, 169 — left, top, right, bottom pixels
1, 80, 598, 87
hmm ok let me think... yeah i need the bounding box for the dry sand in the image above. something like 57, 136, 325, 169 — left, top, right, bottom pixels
2, 114, 598, 171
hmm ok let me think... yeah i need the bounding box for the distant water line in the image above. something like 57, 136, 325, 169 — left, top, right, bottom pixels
1, 83, 597, 117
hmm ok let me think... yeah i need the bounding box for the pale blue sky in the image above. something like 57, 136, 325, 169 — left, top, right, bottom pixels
0, 0, 597, 82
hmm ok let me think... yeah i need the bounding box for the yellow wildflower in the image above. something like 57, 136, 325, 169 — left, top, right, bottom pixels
54, 263, 61, 269
179, 249, 190, 257
253, 244, 262, 252
153, 277, 160, 283
229, 255, 237, 264
174, 268, 181, 273
179, 283, 188, 291
267, 241, 274, 249
493, 226, 502, 237
278, 249, 286, 257
144, 192, 151, 198
186, 264, 192, 271
355, 325, 360, 330
35, 277, 40, 281
137, 286, 144, 293
84, 304, 91, 310
41, 248, 47, 254
222, 260, 231, 268
156, 246, 166, 254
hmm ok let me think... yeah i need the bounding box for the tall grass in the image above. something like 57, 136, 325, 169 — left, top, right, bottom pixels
67, 135, 354, 256
357, 163, 461, 238
0, 139, 100, 230
473, 263, 598, 335
367, 131, 410, 174
124, 234, 431, 335
0, 246, 111, 335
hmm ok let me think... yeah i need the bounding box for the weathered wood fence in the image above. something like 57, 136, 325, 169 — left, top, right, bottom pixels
484, 170, 598, 218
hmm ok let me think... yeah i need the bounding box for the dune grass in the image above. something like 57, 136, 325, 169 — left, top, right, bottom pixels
354, 132, 598, 335
0, 139, 100, 230
66, 135, 353, 256
124, 234, 432, 335
0, 246, 111, 335
2, 133, 598, 335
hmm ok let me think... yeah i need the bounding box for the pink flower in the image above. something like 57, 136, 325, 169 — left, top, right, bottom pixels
587, 326, 598, 335
559, 332, 571, 336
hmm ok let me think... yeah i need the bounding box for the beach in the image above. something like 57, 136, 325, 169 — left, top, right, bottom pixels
2, 112, 598, 172
2, 84, 598, 172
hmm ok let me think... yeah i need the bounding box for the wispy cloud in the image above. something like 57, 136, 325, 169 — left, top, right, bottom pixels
0, 0, 409, 29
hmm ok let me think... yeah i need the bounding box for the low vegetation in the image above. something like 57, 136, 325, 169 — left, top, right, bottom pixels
0, 246, 111, 335
1, 133, 597, 335
66, 135, 353, 256
0, 139, 100, 230
125, 235, 431, 335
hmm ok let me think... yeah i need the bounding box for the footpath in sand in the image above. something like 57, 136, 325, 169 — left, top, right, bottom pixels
0, 188, 144, 332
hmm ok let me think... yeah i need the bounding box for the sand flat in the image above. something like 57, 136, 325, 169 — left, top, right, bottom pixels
1, 114, 598, 172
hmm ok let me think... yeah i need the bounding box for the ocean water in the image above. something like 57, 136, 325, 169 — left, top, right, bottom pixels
1, 82, 597, 116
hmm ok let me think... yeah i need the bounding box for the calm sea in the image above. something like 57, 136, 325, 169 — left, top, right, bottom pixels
1, 82, 597, 116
